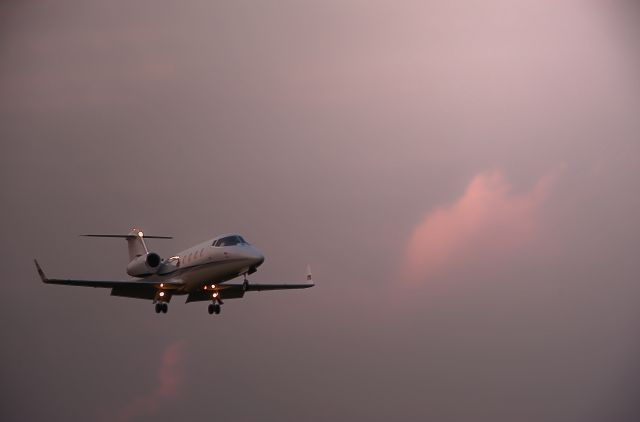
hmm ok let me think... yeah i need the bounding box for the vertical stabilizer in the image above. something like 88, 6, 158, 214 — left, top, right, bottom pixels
125, 228, 148, 261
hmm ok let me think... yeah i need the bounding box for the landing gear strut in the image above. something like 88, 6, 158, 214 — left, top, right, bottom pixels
155, 302, 168, 314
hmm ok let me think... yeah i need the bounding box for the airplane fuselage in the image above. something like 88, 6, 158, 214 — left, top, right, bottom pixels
151, 234, 265, 294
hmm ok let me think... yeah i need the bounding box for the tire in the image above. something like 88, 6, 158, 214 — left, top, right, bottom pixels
155, 303, 161, 313
162, 303, 168, 313
208, 304, 214, 315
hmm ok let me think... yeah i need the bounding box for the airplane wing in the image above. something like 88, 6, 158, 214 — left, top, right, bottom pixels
186, 278, 315, 303
35, 260, 183, 300
244, 282, 316, 291
240, 266, 314, 294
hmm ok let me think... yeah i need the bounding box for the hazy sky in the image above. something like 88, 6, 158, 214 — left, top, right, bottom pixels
1, 1, 639, 421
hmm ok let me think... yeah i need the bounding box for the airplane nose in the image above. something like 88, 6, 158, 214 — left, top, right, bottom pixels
255, 254, 265, 267
248, 247, 264, 267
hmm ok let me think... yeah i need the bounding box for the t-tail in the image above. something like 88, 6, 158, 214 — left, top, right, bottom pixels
82, 228, 172, 277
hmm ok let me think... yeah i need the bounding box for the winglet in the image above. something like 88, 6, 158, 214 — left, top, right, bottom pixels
306, 265, 314, 285
34, 259, 48, 283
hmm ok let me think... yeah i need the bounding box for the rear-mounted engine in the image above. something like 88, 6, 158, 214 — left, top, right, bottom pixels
126, 252, 162, 277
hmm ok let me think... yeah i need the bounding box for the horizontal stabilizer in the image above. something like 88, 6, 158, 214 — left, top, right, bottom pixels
82, 234, 173, 239
83, 229, 172, 260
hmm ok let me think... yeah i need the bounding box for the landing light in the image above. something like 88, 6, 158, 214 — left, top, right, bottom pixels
211, 284, 215, 289
159, 291, 165, 297
160, 283, 164, 288
138, 231, 144, 237
212, 292, 218, 298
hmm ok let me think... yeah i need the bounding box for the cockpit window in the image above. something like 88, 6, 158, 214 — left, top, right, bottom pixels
213, 235, 249, 247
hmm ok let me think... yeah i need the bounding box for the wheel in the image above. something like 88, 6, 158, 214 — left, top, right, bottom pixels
162, 303, 168, 313
208, 304, 214, 315
155, 303, 161, 313
214, 303, 221, 315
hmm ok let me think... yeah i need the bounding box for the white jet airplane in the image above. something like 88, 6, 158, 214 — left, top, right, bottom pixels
35, 228, 314, 315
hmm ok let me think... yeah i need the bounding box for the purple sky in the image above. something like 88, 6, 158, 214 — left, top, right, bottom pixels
1, 1, 639, 421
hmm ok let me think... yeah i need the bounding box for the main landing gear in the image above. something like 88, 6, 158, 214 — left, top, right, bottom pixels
155, 302, 168, 314
208, 301, 221, 315
207, 290, 223, 315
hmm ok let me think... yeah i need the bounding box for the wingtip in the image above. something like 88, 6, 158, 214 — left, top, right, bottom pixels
34, 259, 47, 282
306, 265, 314, 286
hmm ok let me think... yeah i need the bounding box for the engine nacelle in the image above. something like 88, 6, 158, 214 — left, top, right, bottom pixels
126, 252, 162, 277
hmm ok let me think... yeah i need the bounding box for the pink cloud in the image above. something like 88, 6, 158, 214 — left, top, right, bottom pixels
116, 341, 186, 422
402, 170, 554, 283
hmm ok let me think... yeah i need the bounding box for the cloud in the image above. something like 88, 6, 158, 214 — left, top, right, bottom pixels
402, 170, 554, 283
116, 341, 186, 422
